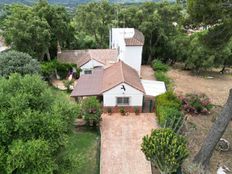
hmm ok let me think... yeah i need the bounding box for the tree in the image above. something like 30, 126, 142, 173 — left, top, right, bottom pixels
33, 0, 74, 56
0, 50, 40, 77
74, 1, 117, 49
141, 128, 188, 174
81, 97, 102, 126
0, 74, 79, 173
193, 89, 232, 169
2, 4, 50, 59
184, 32, 215, 72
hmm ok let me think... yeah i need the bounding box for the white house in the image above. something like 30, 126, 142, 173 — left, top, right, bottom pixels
71, 61, 145, 112
58, 28, 166, 112
58, 28, 144, 76
58, 49, 118, 75
110, 28, 144, 75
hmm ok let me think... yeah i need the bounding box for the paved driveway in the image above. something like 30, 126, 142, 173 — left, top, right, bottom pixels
100, 113, 158, 174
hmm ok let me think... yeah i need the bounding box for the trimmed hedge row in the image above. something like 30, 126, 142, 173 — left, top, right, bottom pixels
156, 91, 184, 132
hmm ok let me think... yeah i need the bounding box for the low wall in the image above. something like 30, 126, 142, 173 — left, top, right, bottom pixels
103, 106, 142, 113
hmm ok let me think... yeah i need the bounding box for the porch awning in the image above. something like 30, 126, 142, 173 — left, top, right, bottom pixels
141, 80, 166, 97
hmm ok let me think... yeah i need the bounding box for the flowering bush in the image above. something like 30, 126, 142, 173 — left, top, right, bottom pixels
180, 93, 213, 115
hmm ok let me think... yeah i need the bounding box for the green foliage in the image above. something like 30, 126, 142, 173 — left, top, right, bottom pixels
41, 60, 79, 80
141, 128, 189, 174
156, 91, 183, 132
2, 4, 51, 58
158, 106, 184, 132
180, 93, 213, 115
2, 1, 73, 58
152, 59, 169, 72
0, 50, 40, 77
63, 79, 74, 92
0, 74, 79, 173
155, 71, 171, 87
6, 139, 56, 174
59, 131, 100, 174
81, 97, 102, 125
156, 91, 181, 110
120, 107, 126, 115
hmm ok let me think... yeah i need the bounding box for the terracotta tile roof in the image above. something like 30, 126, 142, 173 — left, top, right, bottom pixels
57, 49, 118, 68
102, 61, 145, 93
125, 29, 145, 46
71, 61, 145, 97
71, 68, 104, 97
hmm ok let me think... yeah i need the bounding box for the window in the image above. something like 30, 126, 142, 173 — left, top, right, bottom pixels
116, 97, 129, 106
84, 70, 92, 74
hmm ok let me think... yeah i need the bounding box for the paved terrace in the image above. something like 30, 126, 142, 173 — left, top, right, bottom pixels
100, 113, 158, 174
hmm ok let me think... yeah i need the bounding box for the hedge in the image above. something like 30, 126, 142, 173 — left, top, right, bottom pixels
152, 59, 169, 72
156, 91, 183, 132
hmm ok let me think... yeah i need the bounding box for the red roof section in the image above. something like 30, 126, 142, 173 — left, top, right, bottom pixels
71, 61, 144, 97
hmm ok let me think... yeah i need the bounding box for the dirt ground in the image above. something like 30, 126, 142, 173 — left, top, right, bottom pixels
166, 67, 232, 173
141, 65, 155, 80
183, 107, 232, 173
168, 68, 232, 106
100, 113, 159, 174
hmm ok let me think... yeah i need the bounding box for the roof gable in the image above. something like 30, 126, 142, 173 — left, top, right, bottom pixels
102, 61, 145, 93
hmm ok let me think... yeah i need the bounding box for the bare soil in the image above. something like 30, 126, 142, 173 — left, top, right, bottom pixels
167, 66, 232, 173
183, 107, 232, 173
168, 68, 232, 106
141, 65, 155, 80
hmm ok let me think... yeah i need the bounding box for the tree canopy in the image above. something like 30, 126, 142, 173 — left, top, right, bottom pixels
0, 74, 79, 173
0, 50, 40, 77
1, 1, 73, 59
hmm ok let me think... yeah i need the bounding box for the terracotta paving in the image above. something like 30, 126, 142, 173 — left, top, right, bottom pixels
100, 113, 158, 174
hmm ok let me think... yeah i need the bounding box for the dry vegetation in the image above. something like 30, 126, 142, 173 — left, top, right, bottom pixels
167, 66, 232, 173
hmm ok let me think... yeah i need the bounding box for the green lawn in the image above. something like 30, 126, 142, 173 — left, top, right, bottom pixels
63, 129, 100, 174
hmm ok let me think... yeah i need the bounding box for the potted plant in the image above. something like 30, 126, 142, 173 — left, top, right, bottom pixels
120, 107, 126, 116
107, 107, 112, 115
134, 107, 140, 115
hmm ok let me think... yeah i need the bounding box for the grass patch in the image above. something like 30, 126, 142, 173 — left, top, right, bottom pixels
61, 129, 100, 174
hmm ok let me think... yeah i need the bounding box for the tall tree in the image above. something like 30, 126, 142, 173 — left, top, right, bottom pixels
193, 89, 232, 169
2, 4, 50, 59
74, 1, 117, 48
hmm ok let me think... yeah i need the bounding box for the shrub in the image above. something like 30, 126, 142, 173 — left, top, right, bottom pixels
156, 91, 181, 110
152, 59, 169, 72
155, 71, 171, 88
134, 107, 140, 115
141, 128, 189, 174
41, 60, 79, 80
120, 107, 126, 115
158, 106, 184, 132
81, 97, 102, 125
0, 50, 40, 77
180, 93, 213, 115
107, 107, 112, 115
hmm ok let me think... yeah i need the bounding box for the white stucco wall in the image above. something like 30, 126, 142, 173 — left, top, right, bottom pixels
80, 59, 104, 75
110, 28, 135, 61
103, 83, 144, 107
124, 46, 143, 75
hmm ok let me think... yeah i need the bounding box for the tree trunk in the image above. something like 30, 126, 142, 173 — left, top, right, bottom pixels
193, 89, 232, 169
219, 63, 226, 74
46, 48, 51, 61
